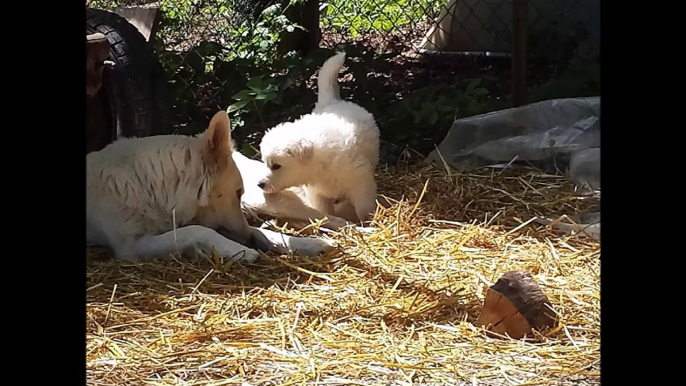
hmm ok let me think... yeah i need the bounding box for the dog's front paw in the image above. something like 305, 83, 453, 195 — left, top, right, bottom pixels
223, 247, 260, 263
249, 227, 289, 254
354, 226, 378, 234
323, 215, 349, 230
193, 243, 260, 264
250, 227, 336, 256
288, 237, 337, 257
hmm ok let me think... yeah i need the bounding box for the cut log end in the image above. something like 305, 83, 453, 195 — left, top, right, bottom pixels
475, 270, 557, 339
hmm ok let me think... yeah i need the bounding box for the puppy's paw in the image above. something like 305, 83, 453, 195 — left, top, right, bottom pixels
323, 215, 349, 230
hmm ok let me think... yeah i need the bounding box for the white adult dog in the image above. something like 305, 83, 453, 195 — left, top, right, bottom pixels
86, 110, 336, 263
257, 52, 381, 223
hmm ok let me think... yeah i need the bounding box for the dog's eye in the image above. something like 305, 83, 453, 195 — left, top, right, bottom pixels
236, 188, 244, 199
271, 164, 282, 171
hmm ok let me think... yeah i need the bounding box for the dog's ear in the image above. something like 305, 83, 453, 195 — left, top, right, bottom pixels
287, 139, 313, 162
203, 111, 233, 168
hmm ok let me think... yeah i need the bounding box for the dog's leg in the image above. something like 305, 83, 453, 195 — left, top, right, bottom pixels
333, 199, 357, 223
265, 190, 349, 230
252, 227, 336, 257
347, 176, 378, 223
117, 225, 260, 263
332, 199, 358, 223
330, 199, 377, 234
243, 181, 349, 231
307, 191, 337, 216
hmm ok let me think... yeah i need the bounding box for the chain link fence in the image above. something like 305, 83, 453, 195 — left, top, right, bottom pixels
89, 0, 599, 159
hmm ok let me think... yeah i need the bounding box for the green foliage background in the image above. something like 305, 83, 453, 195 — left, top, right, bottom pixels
90, 0, 599, 160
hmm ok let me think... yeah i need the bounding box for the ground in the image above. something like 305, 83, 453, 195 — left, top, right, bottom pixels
86, 157, 600, 386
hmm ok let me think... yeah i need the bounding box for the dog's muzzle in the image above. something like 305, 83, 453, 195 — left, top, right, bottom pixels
257, 181, 276, 193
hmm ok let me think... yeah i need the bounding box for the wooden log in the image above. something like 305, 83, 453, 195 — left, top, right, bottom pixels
475, 270, 557, 339
86, 33, 112, 97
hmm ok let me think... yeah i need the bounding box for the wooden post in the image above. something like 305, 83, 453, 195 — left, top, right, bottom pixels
277, 0, 321, 56
301, 0, 321, 53
511, 0, 528, 107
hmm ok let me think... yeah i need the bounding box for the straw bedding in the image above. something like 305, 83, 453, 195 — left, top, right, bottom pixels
86, 157, 600, 386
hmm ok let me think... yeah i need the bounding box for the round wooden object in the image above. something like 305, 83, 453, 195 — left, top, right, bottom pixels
475, 270, 557, 339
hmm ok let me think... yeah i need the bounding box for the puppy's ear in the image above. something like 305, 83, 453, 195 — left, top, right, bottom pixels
202, 111, 233, 168
287, 139, 313, 162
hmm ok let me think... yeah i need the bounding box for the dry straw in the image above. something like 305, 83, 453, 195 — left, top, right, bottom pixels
87, 157, 600, 386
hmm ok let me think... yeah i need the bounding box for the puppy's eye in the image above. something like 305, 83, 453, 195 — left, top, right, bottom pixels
271, 164, 282, 171
236, 188, 244, 199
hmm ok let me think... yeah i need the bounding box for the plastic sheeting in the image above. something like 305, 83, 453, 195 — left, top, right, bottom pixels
427, 97, 600, 241
427, 97, 600, 189
535, 211, 600, 241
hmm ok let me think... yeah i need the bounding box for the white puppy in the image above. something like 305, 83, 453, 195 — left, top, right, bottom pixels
233, 149, 350, 230
257, 52, 380, 223
87, 111, 336, 263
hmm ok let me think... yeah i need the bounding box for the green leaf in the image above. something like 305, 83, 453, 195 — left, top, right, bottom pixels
246, 77, 264, 91
271, 93, 284, 105
427, 110, 439, 125
260, 4, 281, 18
240, 143, 257, 157
466, 78, 482, 92
274, 15, 289, 25
232, 90, 255, 100
227, 100, 249, 113
254, 92, 269, 100
474, 88, 490, 96
279, 77, 294, 90
419, 102, 434, 116
467, 99, 480, 114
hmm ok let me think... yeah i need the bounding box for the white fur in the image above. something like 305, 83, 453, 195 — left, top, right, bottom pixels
87, 111, 335, 263
258, 52, 381, 223
234, 149, 355, 230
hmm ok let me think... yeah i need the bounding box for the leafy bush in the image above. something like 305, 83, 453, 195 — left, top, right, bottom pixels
321, 0, 447, 37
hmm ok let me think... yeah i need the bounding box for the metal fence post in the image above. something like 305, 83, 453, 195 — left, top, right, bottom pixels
512, 0, 528, 107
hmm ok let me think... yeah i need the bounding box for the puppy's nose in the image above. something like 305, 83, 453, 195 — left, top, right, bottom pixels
257, 182, 266, 189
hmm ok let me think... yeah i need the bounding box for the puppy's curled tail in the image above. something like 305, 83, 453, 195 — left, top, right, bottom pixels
317, 52, 346, 108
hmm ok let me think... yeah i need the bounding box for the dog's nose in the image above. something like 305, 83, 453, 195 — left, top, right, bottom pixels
257, 182, 266, 189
